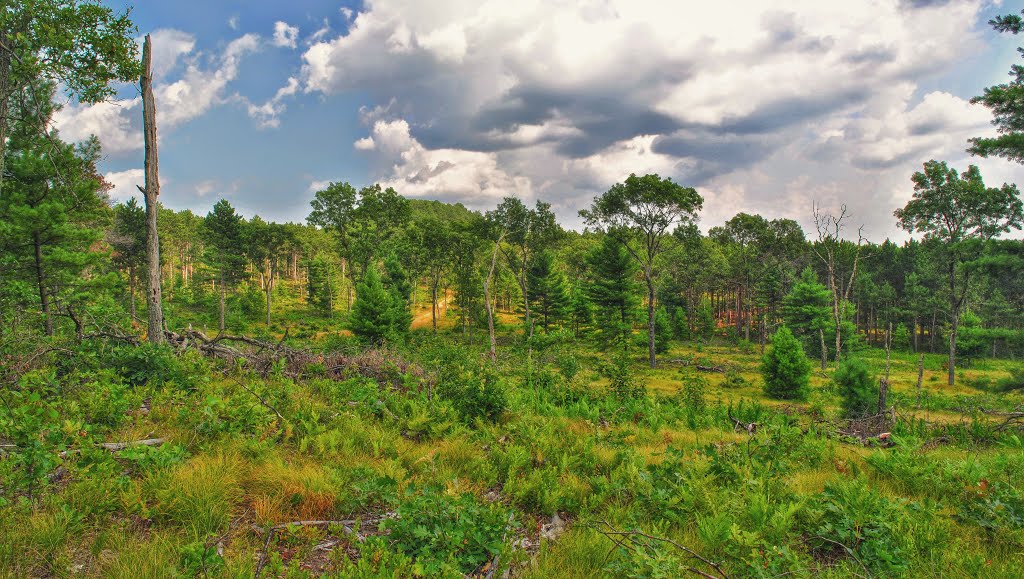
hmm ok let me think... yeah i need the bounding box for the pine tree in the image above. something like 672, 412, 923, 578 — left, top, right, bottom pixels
204, 200, 245, 331
350, 266, 402, 345
0, 90, 112, 337
762, 326, 811, 400
782, 267, 832, 369
111, 198, 147, 320
586, 235, 640, 350
695, 296, 715, 341
306, 254, 339, 317
382, 255, 412, 336
835, 357, 876, 418
526, 250, 570, 332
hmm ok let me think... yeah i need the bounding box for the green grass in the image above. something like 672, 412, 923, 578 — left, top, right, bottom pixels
2, 298, 1023, 577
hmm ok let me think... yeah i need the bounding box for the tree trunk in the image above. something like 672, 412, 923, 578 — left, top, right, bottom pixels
878, 322, 891, 414
948, 308, 958, 386
140, 35, 165, 344
647, 272, 657, 368
219, 283, 226, 332
266, 285, 272, 326
484, 240, 502, 361
915, 352, 925, 408
431, 283, 438, 332
129, 266, 136, 320
0, 28, 11, 191
33, 233, 53, 336
819, 327, 827, 371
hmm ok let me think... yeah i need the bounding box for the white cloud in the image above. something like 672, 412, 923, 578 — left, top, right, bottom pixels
159, 33, 260, 127
53, 98, 141, 155
53, 31, 262, 154
228, 15, 239, 31
273, 21, 299, 49
355, 119, 532, 209
245, 76, 300, 128
303, 0, 1024, 236
104, 169, 145, 202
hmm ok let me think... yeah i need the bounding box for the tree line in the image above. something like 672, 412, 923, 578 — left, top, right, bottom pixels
5, 2, 1024, 388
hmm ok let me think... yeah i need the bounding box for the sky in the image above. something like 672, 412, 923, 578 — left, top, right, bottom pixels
52, 0, 1024, 240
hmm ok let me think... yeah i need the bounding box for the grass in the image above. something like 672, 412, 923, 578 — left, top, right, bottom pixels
2, 284, 1023, 576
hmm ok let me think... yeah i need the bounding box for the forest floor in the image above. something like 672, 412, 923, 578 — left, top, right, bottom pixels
2, 294, 1023, 577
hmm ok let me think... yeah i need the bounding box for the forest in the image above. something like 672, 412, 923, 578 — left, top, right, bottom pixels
2, 2, 1024, 578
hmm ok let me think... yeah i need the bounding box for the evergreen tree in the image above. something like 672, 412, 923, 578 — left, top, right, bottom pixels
762, 326, 811, 400
695, 296, 715, 341
306, 254, 339, 317
569, 286, 592, 339
383, 254, 412, 336
650, 306, 673, 354
110, 198, 147, 320
526, 250, 570, 332
782, 267, 832, 369
586, 235, 640, 350
349, 266, 403, 345
204, 199, 245, 331
0, 90, 112, 337
835, 357, 876, 418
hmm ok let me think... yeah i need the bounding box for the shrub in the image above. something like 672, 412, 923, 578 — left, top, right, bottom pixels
601, 354, 644, 400
654, 307, 673, 354
812, 479, 910, 576
835, 357, 877, 418
722, 369, 749, 389
761, 326, 810, 400
435, 352, 507, 424
383, 486, 512, 576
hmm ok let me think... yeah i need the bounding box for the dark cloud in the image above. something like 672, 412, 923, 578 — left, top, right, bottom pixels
717, 89, 868, 134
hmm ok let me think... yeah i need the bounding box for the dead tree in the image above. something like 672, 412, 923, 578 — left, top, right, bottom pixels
878, 322, 891, 414
138, 34, 164, 344
811, 203, 867, 364
483, 232, 505, 361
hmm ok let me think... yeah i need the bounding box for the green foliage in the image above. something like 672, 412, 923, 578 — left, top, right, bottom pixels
782, 267, 831, 358
969, 8, 1024, 163
527, 250, 571, 332
585, 235, 639, 350
694, 296, 715, 341
434, 349, 507, 424
383, 486, 512, 576
761, 326, 810, 400
601, 354, 644, 400
812, 479, 911, 576
349, 266, 406, 345
835, 357, 877, 418
652, 307, 673, 354
305, 254, 340, 317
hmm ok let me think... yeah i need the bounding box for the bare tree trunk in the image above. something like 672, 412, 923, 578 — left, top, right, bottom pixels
219, 282, 226, 332
431, 282, 438, 332
0, 28, 11, 191
878, 322, 891, 414
948, 309, 958, 386
140, 35, 164, 343
33, 233, 52, 336
647, 272, 657, 368
129, 266, 136, 320
484, 236, 504, 361
819, 327, 827, 371
915, 352, 925, 408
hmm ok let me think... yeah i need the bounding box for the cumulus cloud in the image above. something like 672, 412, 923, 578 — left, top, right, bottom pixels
355, 119, 532, 209
273, 21, 299, 49
53, 31, 262, 155
103, 169, 145, 202
244, 76, 300, 128
53, 98, 142, 155
302, 0, 1021, 236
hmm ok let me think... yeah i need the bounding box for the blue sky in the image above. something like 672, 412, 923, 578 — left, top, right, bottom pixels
54, 0, 1024, 238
